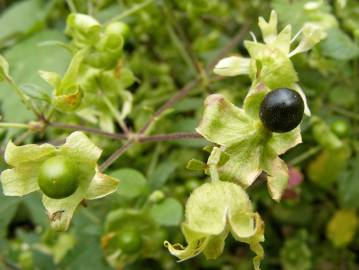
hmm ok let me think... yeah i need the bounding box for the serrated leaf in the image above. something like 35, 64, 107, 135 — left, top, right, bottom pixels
186, 159, 206, 171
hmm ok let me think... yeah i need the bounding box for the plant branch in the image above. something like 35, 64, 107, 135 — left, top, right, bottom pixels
139, 78, 201, 134
99, 25, 250, 171
138, 132, 203, 142
99, 140, 132, 172
49, 122, 127, 140
0, 122, 30, 129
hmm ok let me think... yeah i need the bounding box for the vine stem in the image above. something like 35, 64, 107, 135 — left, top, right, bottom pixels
99, 24, 251, 172
49, 122, 202, 143
49, 122, 127, 140
98, 132, 203, 171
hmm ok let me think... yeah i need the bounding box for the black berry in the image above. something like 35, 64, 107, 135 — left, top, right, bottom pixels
259, 88, 304, 133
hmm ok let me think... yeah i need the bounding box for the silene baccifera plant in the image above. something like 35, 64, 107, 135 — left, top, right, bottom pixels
165, 11, 325, 269
0, 9, 326, 269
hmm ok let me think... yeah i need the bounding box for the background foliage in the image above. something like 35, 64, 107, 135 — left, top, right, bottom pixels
0, 0, 358, 269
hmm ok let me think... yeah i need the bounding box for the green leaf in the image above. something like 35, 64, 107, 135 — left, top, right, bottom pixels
320, 28, 359, 60
150, 198, 183, 226
0, 30, 71, 122
0, 192, 21, 237
338, 157, 359, 209
186, 159, 206, 171
148, 160, 177, 189
0, 0, 46, 42
0, 54, 10, 81
280, 232, 312, 270
307, 145, 350, 188
110, 168, 148, 199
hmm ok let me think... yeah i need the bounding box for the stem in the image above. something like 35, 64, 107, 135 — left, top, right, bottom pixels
5, 77, 41, 118
0, 122, 29, 129
329, 105, 359, 121
99, 141, 132, 172
99, 25, 250, 171
209, 165, 220, 182
139, 78, 201, 134
288, 145, 321, 166
49, 122, 127, 140
66, 0, 77, 13
101, 91, 129, 134
166, 23, 197, 75
106, 0, 154, 23
139, 132, 202, 142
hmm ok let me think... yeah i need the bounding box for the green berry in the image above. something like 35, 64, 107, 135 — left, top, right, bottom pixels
331, 119, 350, 138
38, 156, 79, 199
117, 227, 142, 254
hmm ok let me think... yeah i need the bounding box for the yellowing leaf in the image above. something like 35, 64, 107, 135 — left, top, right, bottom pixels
326, 209, 359, 247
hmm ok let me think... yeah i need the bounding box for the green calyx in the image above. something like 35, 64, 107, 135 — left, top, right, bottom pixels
165, 181, 264, 270
197, 92, 301, 201
0, 131, 119, 231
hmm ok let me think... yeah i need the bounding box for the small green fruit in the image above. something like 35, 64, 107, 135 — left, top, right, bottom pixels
38, 156, 79, 199
117, 227, 142, 254
331, 119, 350, 138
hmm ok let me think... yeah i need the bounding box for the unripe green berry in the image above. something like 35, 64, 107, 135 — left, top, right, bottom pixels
38, 156, 79, 199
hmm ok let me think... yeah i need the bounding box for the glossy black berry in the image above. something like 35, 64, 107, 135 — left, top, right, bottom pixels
259, 88, 304, 133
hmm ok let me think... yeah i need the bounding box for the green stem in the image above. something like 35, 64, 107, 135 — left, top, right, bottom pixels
106, 0, 154, 23
6, 77, 40, 117
0, 122, 29, 129
288, 145, 321, 166
102, 94, 129, 133
66, 0, 77, 13
209, 165, 220, 182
